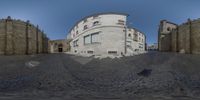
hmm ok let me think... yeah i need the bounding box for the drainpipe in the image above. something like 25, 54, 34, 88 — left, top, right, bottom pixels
124, 25, 127, 54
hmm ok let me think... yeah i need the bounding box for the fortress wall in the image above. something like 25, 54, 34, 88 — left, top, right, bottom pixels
0, 17, 48, 55
5, 19, 15, 55
171, 30, 177, 52
191, 19, 200, 54
28, 24, 37, 54
13, 20, 26, 55
160, 34, 171, 52
177, 24, 190, 53
160, 19, 200, 54
0, 20, 6, 54
38, 31, 43, 53
43, 34, 48, 53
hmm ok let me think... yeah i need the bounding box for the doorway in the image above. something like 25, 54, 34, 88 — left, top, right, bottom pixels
58, 48, 63, 52
58, 44, 63, 53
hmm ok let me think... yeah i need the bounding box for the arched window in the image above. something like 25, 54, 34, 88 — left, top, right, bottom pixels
167, 27, 171, 31
84, 25, 88, 30
76, 31, 79, 35
128, 33, 131, 37
93, 21, 99, 26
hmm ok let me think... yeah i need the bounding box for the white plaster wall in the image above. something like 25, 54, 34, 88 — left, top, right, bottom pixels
70, 26, 125, 56
70, 14, 126, 39
126, 28, 146, 53
69, 13, 146, 57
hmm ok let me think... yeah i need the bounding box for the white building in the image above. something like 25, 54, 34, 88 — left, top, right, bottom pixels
67, 12, 146, 57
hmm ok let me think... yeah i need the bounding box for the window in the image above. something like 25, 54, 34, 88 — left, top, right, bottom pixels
117, 20, 125, 25
73, 39, 79, 47
74, 50, 77, 53
87, 51, 94, 54
91, 32, 100, 43
108, 51, 117, 54
128, 33, 131, 37
76, 31, 79, 35
93, 21, 99, 26
118, 20, 125, 23
84, 25, 88, 30
127, 41, 131, 46
84, 35, 91, 44
84, 32, 100, 45
167, 27, 171, 31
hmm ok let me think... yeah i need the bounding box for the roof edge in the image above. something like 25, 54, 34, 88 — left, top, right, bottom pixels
68, 12, 129, 33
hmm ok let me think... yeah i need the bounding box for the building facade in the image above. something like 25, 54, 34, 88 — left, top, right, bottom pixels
158, 20, 178, 51
148, 43, 158, 51
158, 18, 200, 54
0, 16, 48, 55
49, 39, 71, 53
67, 12, 146, 57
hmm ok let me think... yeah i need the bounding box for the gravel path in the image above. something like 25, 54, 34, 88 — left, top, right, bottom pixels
0, 52, 200, 100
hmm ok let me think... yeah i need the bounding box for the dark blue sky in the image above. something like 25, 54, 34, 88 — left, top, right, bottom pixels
0, 0, 200, 44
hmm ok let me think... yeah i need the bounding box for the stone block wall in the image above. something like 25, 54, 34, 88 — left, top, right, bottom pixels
0, 17, 49, 55
171, 29, 177, 52
13, 20, 27, 55
177, 23, 190, 53
159, 18, 200, 54
158, 20, 177, 51
191, 20, 200, 54
0, 20, 6, 55
49, 39, 71, 53
160, 34, 171, 52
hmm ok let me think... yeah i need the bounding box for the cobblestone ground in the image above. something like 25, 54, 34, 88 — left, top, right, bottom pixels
0, 52, 200, 100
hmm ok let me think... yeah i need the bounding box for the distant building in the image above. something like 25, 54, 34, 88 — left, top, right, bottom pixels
67, 12, 146, 57
148, 43, 158, 51
158, 20, 177, 52
0, 16, 48, 55
158, 18, 200, 54
49, 39, 71, 53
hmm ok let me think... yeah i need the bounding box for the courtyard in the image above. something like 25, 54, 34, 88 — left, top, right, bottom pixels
0, 52, 200, 100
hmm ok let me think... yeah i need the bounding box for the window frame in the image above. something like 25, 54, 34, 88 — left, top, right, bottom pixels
91, 32, 100, 44
93, 21, 100, 26
83, 25, 88, 30
84, 35, 91, 45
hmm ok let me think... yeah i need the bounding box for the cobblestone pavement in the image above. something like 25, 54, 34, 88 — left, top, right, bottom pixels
0, 52, 200, 100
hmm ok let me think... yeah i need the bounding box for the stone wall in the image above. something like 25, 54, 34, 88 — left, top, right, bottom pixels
0, 16, 48, 55
158, 20, 177, 51
171, 29, 177, 52
160, 34, 171, 52
191, 19, 200, 54
49, 39, 71, 53
159, 18, 200, 54
0, 20, 6, 55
